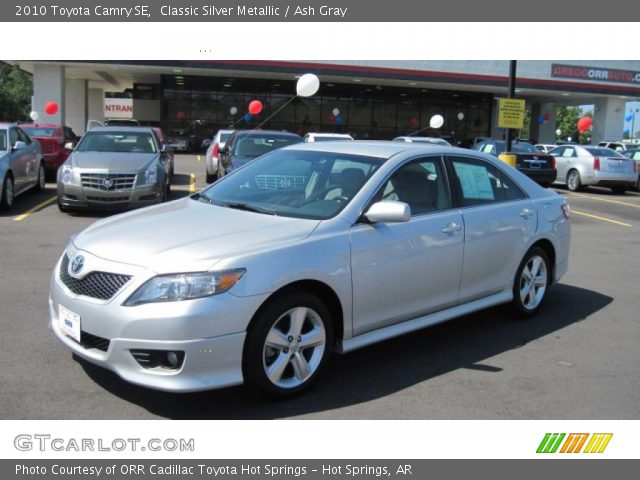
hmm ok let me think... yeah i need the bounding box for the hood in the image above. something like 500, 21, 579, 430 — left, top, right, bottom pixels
73, 197, 321, 272
70, 151, 158, 171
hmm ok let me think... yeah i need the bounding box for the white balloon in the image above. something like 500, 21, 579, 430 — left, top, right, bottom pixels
555, 129, 562, 136
332, 108, 340, 116
457, 112, 464, 121
29, 111, 39, 121
296, 73, 320, 97
429, 114, 444, 129
230, 106, 238, 115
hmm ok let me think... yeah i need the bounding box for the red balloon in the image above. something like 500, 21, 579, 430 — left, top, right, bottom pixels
543, 113, 550, 121
409, 117, 419, 128
248, 100, 263, 115
577, 116, 592, 133
176, 111, 186, 120
44, 101, 58, 116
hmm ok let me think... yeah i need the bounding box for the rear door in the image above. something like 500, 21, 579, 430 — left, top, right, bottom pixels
350, 155, 464, 335
447, 155, 536, 303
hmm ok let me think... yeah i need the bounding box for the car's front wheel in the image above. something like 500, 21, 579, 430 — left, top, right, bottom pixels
0, 174, 14, 210
512, 247, 550, 317
243, 292, 333, 398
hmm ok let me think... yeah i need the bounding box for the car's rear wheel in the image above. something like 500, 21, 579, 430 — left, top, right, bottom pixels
243, 292, 333, 398
610, 186, 626, 195
512, 247, 550, 317
205, 170, 217, 183
566, 169, 582, 192
1, 174, 14, 210
34, 162, 46, 193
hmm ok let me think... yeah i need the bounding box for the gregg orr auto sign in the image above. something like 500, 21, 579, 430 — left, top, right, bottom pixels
552, 63, 640, 84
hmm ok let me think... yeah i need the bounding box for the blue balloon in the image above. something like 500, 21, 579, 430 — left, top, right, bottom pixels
335, 115, 342, 124
243, 113, 252, 122
537, 115, 545, 125
625, 113, 633, 122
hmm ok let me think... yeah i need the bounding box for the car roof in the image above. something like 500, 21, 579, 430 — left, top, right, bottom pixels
285, 140, 471, 159
87, 126, 154, 133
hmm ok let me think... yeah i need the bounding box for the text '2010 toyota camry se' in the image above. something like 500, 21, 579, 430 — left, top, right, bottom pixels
49, 141, 571, 397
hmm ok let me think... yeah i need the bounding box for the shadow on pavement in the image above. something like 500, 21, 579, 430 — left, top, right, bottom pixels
0, 186, 57, 218
75, 283, 612, 419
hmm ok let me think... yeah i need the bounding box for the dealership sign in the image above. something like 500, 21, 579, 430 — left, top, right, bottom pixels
552, 64, 640, 84
104, 98, 133, 118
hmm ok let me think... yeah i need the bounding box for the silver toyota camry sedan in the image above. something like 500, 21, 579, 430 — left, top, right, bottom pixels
56, 127, 172, 212
49, 142, 571, 397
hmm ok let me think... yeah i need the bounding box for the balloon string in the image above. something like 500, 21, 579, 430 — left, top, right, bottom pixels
252, 96, 298, 131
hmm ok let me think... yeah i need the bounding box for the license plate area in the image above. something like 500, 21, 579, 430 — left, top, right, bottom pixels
58, 304, 81, 342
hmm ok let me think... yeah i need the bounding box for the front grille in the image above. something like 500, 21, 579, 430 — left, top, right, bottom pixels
86, 196, 130, 203
79, 331, 110, 352
81, 173, 136, 191
255, 174, 307, 190
60, 254, 132, 300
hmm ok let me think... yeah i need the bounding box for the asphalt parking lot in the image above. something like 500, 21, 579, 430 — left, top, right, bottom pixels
1, 153, 639, 420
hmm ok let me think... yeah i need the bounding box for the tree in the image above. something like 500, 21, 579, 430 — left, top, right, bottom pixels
555, 105, 581, 142
0, 63, 32, 121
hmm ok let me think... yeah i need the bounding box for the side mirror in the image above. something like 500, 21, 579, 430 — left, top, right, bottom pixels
364, 201, 411, 223
12, 141, 27, 150
202, 139, 212, 148
161, 144, 173, 153
64, 142, 74, 151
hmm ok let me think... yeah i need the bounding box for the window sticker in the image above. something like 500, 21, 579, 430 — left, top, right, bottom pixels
454, 162, 495, 200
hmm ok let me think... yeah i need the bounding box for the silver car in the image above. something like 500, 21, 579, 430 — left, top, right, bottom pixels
49, 142, 571, 397
0, 123, 45, 210
57, 127, 172, 212
205, 129, 233, 183
549, 145, 637, 194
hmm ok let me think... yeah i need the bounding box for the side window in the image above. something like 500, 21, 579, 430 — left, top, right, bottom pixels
17, 128, 31, 144
375, 157, 450, 215
450, 156, 526, 206
562, 147, 575, 157
9, 128, 19, 147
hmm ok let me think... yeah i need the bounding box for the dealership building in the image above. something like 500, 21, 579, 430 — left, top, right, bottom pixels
9, 60, 640, 144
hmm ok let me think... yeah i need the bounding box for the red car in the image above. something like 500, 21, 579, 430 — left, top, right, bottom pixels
20, 124, 79, 177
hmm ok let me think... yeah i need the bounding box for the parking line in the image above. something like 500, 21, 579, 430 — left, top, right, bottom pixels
189, 173, 196, 193
567, 192, 640, 209
571, 209, 632, 227
13, 196, 57, 221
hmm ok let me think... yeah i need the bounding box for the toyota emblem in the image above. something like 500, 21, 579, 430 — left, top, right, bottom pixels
71, 255, 85, 274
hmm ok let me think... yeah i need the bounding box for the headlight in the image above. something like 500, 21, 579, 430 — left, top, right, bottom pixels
61, 164, 73, 184
123, 269, 246, 306
143, 163, 158, 185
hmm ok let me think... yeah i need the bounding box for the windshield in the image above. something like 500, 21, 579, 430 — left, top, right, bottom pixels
584, 147, 623, 157
197, 149, 383, 220
22, 127, 56, 137
0, 131, 7, 151
76, 131, 158, 153
232, 134, 302, 157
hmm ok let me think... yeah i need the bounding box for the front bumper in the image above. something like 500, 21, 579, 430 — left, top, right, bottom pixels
57, 182, 163, 210
49, 251, 269, 392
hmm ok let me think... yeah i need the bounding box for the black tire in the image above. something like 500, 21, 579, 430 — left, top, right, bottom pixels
610, 186, 626, 195
512, 246, 551, 318
57, 198, 72, 213
34, 162, 46, 193
243, 291, 334, 398
205, 171, 217, 183
0, 174, 14, 211
566, 169, 582, 192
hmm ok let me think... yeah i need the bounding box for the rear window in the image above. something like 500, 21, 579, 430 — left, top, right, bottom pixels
233, 135, 301, 157
511, 142, 539, 153
583, 147, 623, 157
219, 132, 232, 142
22, 127, 57, 137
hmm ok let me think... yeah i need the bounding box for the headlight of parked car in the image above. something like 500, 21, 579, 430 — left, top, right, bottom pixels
61, 164, 74, 184
143, 163, 158, 185
124, 269, 246, 306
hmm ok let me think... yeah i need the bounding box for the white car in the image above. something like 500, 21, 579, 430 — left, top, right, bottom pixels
205, 129, 234, 183
535, 144, 556, 153
303, 133, 354, 143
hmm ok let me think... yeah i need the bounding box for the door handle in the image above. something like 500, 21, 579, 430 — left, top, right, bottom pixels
520, 208, 535, 219
442, 222, 462, 234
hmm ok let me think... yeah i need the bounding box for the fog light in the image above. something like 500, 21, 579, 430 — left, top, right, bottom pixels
166, 351, 179, 367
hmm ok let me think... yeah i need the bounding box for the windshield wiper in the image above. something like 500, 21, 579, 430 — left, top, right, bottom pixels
191, 192, 213, 204
222, 202, 277, 216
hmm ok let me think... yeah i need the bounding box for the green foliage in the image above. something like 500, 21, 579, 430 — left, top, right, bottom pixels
0, 63, 33, 121
555, 105, 581, 142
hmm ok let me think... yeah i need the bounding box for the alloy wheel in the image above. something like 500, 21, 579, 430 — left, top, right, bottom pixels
262, 306, 326, 389
519, 255, 548, 311
38, 165, 46, 190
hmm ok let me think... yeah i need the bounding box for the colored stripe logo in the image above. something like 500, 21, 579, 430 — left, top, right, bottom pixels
537, 433, 612, 453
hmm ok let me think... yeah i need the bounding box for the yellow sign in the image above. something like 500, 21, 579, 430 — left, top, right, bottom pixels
497, 98, 526, 129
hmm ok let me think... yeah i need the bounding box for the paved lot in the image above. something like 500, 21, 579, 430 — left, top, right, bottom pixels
1, 154, 639, 419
